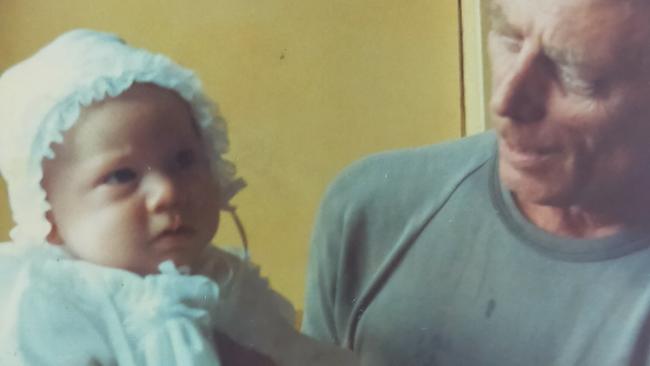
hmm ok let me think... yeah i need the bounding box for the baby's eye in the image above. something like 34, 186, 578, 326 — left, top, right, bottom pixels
103, 168, 137, 185
175, 149, 196, 170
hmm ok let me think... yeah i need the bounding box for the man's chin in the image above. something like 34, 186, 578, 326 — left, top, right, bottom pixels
500, 165, 576, 208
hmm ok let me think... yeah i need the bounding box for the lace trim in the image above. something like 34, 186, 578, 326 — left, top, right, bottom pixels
0, 29, 244, 245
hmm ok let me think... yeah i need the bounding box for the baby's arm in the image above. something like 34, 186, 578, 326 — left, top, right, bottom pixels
0, 253, 115, 365
200, 247, 359, 366
2, 251, 224, 366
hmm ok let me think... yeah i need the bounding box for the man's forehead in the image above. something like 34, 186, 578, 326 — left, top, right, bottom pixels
491, 0, 643, 7
489, 0, 650, 49
490, 0, 648, 20
490, 0, 650, 77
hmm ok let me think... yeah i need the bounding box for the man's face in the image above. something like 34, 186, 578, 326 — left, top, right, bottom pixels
43, 84, 220, 275
489, 0, 650, 209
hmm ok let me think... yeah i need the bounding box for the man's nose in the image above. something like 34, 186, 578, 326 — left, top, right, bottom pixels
145, 173, 183, 212
490, 46, 548, 123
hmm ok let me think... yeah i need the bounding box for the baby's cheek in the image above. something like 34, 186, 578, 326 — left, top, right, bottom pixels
81, 209, 139, 249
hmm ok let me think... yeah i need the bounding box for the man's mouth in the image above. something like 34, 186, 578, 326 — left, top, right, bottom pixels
500, 140, 560, 167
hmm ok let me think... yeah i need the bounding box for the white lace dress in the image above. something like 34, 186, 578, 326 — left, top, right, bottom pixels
0, 243, 222, 365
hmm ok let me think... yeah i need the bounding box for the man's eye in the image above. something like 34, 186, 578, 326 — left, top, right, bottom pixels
570, 82, 598, 96
501, 36, 522, 52
491, 30, 523, 53
103, 168, 137, 185
558, 67, 601, 97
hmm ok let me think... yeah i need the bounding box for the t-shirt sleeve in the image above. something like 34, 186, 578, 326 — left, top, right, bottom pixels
301, 133, 497, 347
301, 176, 348, 345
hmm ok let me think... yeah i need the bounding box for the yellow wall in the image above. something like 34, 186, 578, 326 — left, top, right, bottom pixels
0, 0, 462, 305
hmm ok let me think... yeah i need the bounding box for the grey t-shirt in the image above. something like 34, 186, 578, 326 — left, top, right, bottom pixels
303, 131, 650, 365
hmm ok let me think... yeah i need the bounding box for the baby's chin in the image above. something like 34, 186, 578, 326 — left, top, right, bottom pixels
152, 251, 207, 275
109, 257, 191, 277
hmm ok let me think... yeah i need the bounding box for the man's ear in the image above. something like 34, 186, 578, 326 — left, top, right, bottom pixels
45, 210, 63, 245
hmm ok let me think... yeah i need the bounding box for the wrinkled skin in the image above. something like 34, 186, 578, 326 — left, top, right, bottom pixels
489, 0, 650, 237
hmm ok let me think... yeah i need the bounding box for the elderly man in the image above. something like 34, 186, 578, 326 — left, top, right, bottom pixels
302, 0, 650, 364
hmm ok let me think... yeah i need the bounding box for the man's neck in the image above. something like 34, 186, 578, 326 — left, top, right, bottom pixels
513, 197, 628, 239
513, 189, 650, 239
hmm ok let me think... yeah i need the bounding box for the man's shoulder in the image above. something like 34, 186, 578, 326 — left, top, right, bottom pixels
324, 131, 496, 208
305, 132, 498, 334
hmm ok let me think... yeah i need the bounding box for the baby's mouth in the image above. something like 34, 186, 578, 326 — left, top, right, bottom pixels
159, 213, 190, 234
158, 226, 194, 238
151, 221, 196, 247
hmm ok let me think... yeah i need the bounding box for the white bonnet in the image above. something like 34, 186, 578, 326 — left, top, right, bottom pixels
0, 29, 244, 245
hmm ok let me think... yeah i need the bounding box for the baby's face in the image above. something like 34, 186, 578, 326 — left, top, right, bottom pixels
42, 84, 221, 275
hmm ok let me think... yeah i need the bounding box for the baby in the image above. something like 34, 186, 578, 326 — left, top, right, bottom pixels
0, 29, 360, 366
0, 29, 286, 365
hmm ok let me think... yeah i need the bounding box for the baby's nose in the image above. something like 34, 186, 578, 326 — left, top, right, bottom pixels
145, 173, 183, 212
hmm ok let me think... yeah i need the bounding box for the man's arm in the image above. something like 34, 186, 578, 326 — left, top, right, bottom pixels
301, 183, 346, 344
207, 247, 358, 366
